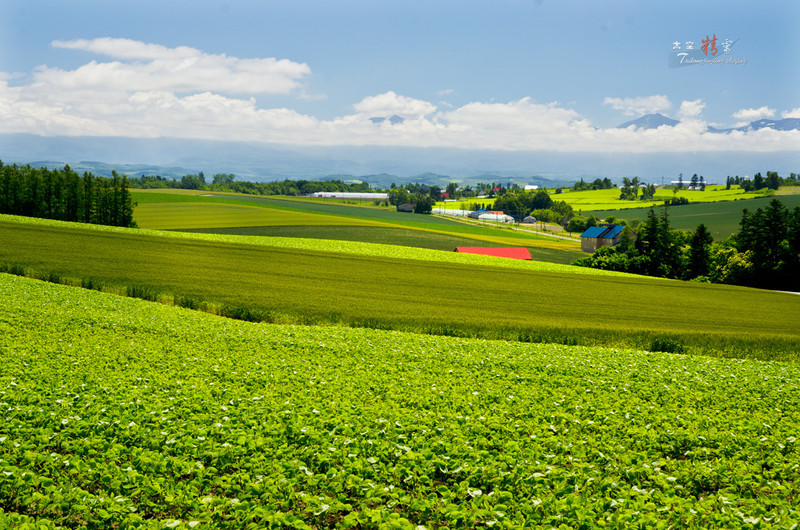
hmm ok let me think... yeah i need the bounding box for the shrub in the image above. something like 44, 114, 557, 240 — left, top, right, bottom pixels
650, 337, 686, 354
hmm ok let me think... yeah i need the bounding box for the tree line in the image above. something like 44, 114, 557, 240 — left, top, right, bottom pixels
0, 161, 135, 227
128, 172, 373, 196
726, 171, 800, 192
574, 199, 800, 291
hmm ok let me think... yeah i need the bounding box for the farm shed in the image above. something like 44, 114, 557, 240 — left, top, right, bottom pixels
396, 203, 415, 213
310, 192, 389, 200
432, 208, 471, 217
454, 247, 532, 260
580, 224, 626, 253
478, 213, 515, 223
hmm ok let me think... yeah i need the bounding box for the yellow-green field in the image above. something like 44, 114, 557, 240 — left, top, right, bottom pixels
438, 185, 775, 212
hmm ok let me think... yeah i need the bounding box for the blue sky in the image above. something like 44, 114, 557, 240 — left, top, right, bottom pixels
1, 0, 798, 153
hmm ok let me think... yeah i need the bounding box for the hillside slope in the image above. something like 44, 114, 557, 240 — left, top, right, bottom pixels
1, 273, 798, 528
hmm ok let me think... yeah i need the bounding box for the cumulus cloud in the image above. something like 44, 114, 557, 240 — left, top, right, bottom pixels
353, 91, 436, 117
782, 107, 800, 119
678, 99, 706, 118
1, 40, 799, 153
732, 106, 775, 122
42, 37, 311, 95
603, 95, 671, 116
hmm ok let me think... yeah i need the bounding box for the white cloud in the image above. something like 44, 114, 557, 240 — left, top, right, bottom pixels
603, 95, 671, 116
1, 40, 799, 154
41, 37, 311, 95
353, 91, 436, 117
732, 106, 775, 122
437, 88, 455, 96
678, 99, 705, 118
782, 107, 800, 119
435, 98, 594, 149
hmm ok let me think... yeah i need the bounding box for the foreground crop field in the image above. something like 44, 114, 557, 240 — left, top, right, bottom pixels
1, 273, 798, 528
2, 214, 800, 361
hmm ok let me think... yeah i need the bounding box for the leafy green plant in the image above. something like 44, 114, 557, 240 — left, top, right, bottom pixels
1, 273, 799, 528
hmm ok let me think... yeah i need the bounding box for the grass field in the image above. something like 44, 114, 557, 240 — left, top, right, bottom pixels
132, 191, 583, 263
586, 193, 800, 239
178, 225, 582, 264
135, 203, 384, 230
3, 214, 799, 360
2, 273, 799, 528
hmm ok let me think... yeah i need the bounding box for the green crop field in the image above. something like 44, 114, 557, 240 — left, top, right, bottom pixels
134, 203, 383, 230
132, 191, 583, 264
586, 194, 800, 239
1, 273, 799, 528
178, 225, 583, 265
2, 214, 800, 360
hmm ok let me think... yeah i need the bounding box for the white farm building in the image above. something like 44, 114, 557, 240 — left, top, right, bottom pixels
432, 208, 471, 217
309, 192, 389, 200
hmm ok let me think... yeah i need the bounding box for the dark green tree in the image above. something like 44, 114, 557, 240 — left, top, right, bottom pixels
527, 189, 553, 211
687, 223, 713, 279
212, 173, 235, 185
765, 171, 780, 191
753, 172, 765, 190
413, 196, 434, 214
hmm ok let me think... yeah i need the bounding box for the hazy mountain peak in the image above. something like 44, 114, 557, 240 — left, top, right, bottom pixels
369, 115, 405, 125
617, 113, 679, 130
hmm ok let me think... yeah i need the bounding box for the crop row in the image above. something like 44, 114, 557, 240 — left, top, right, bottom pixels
1, 273, 799, 528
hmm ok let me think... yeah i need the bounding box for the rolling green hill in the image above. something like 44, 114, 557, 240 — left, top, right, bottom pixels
132, 190, 585, 265
2, 214, 798, 360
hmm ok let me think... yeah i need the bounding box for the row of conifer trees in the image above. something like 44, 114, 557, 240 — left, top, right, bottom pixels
0, 161, 136, 227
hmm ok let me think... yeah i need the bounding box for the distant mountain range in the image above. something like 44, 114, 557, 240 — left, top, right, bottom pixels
2, 133, 798, 187
618, 113, 800, 133
0, 134, 575, 188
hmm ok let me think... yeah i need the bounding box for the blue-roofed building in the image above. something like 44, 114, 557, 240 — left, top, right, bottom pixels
580, 224, 628, 253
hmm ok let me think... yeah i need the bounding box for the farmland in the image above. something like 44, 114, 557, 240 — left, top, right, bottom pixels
132, 191, 585, 265
586, 193, 800, 239
2, 214, 800, 361
435, 185, 773, 213
2, 273, 799, 528
4, 186, 800, 529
